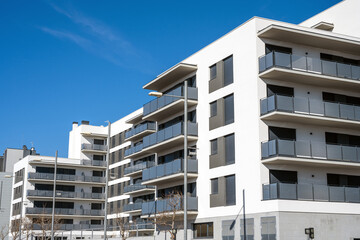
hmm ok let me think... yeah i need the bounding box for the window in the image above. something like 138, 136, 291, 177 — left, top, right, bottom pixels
240, 218, 254, 240
270, 170, 297, 184
224, 56, 233, 86
225, 134, 235, 165
94, 139, 105, 145
222, 220, 234, 240
210, 101, 217, 117
269, 126, 296, 141
91, 219, 101, 225
193, 222, 214, 238
211, 178, 218, 194
226, 175, 236, 206
91, 203, 102, 210
210, 65, 217, 79
261, 216, 276, 240
267, 84, 294, 97
93, 155, 104, 161
265, 44, 292, 54
210, 139, 218, 155
224, 94, 234, 125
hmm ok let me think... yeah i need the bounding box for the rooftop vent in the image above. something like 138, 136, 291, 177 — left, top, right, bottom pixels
312, 22, 334, 31
81, 120, 90, 125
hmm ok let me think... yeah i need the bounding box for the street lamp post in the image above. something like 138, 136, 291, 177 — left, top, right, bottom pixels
148, 80, 189, 240
104, 121, 111, 240
51, 150, 58, 240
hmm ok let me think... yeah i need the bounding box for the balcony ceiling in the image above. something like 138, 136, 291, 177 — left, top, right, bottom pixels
143, 63, 197, 91
258, 24, 360, 55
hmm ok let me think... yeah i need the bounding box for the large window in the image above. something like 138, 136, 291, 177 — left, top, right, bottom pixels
241, 218, 254, 240
210, 101, 217, 117
94, 139, 105, 145
210, 65, 217, 80
261, 216, 276, 240
211, 178, 218, 194
193, 222, 214, 238
224, 94, 234, 125
225, 134, 235, 165
224, 56, 233, 86
226, 175, 236, 206
210, 139, 218, 155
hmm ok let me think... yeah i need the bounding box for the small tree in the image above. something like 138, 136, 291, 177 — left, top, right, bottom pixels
22, 217, 34, 240
155, 191, 183, 240
33, 214, 62, 240
0, 224, 9, 240
10, 219, 20, 240
114, 212, 129, 240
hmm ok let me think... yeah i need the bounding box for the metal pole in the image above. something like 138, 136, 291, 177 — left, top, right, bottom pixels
51, 150, 58, 240
183, 80, 188, 240
104, 122, 111, 240
243, 189, 246, 240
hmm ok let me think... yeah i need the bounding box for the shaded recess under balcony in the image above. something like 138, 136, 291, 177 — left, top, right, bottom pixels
260, 95, 360, 129
141, 196, 198, 217
123, 182, 155, 195
27, 190, 105, 201
142, 159, 198, 185
263, 182, 360, 203
143, 63, 197, 91
142, 85, 198, 121
30, 159, 107, 168
28, 173, 106, 184
81, 143, 107, 153
124, 122, 198, 159
261, 139, 360, 167
125, 121, 156, 142
258, 51, 360, 90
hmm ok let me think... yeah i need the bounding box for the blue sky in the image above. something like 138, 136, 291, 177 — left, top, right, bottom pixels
0, 0, 341, 157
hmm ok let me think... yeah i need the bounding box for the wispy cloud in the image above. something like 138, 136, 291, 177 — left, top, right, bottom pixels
39, 3, 154, 70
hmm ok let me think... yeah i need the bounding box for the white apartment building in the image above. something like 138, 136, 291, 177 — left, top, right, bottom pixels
8, 1, 360, 239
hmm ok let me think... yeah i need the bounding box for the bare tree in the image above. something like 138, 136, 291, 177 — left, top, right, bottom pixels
114, 212, 130, 240
22, 217, 34, 240
154, 191, 184, 240
10, 219, 20, 240
0, 224, 9, 240
33, 215, 62, 240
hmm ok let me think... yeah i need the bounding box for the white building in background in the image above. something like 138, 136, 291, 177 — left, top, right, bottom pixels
9, 0, 360, 239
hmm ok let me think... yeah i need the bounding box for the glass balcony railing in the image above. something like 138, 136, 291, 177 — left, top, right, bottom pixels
80, 159, 107, 167
143, 85, 198, 117
81, 143, 107, 151
27, 190, 104, 199
261, 95, 360, 121
124, 161, 155, 175
33, 224, 104, 231
123, 202, 143, 212
142, 196, 198, 215
124, 122, 198, 157
28, 173, 106, 183
142, 159, 198, 182
129, 221, 154, 230
125, 122, 156, 140
25, 208, 104, 216
259, 51, 360, 81
123, 183, 155, 194
263, 183, 360, 203
262, 139, 360, 163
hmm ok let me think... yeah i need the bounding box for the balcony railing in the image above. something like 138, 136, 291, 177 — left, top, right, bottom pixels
259, 51, 360, 80
261, 139, 360, 163
33, 224, 104, 231
261, 95, 360, 121
125, 122, 156, 140
142, 159, 198, 182
28, 173, 106, 183
142, 196, 198, 215
123, 202, 143, 212
124, 183, 155, 194
25, 208, 104, 216
143, 85, 198, 117
263, 183, 360, 203
124, 122, 198, 157
27, 190, 104, 199
124, 161, 155, 175
81, 143, 107, 151
129, 221, 154, 230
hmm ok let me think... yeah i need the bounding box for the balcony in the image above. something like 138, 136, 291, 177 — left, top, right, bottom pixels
124, 161, 155, 177
124, 122, 198, 159
125, 122, 156, 142
260, 95, 360, 129
141, 196, 198, 216
123, 183, 155, 196
27, 190, 105, 201
261, 139, 360, 168
81, 143, 107, 154
128, 220, 154, 231
258, 52, 360, 90
25, 208, 105, 217
28, 173, 106, 185
142, 159, 198, 185
142, 86, 198, 121
33, 224, 104, 231
263, 182, 360, 203
123, 202, 143, 214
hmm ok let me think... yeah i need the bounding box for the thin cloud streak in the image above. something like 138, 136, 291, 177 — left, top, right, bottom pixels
39, 27, 91, 48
